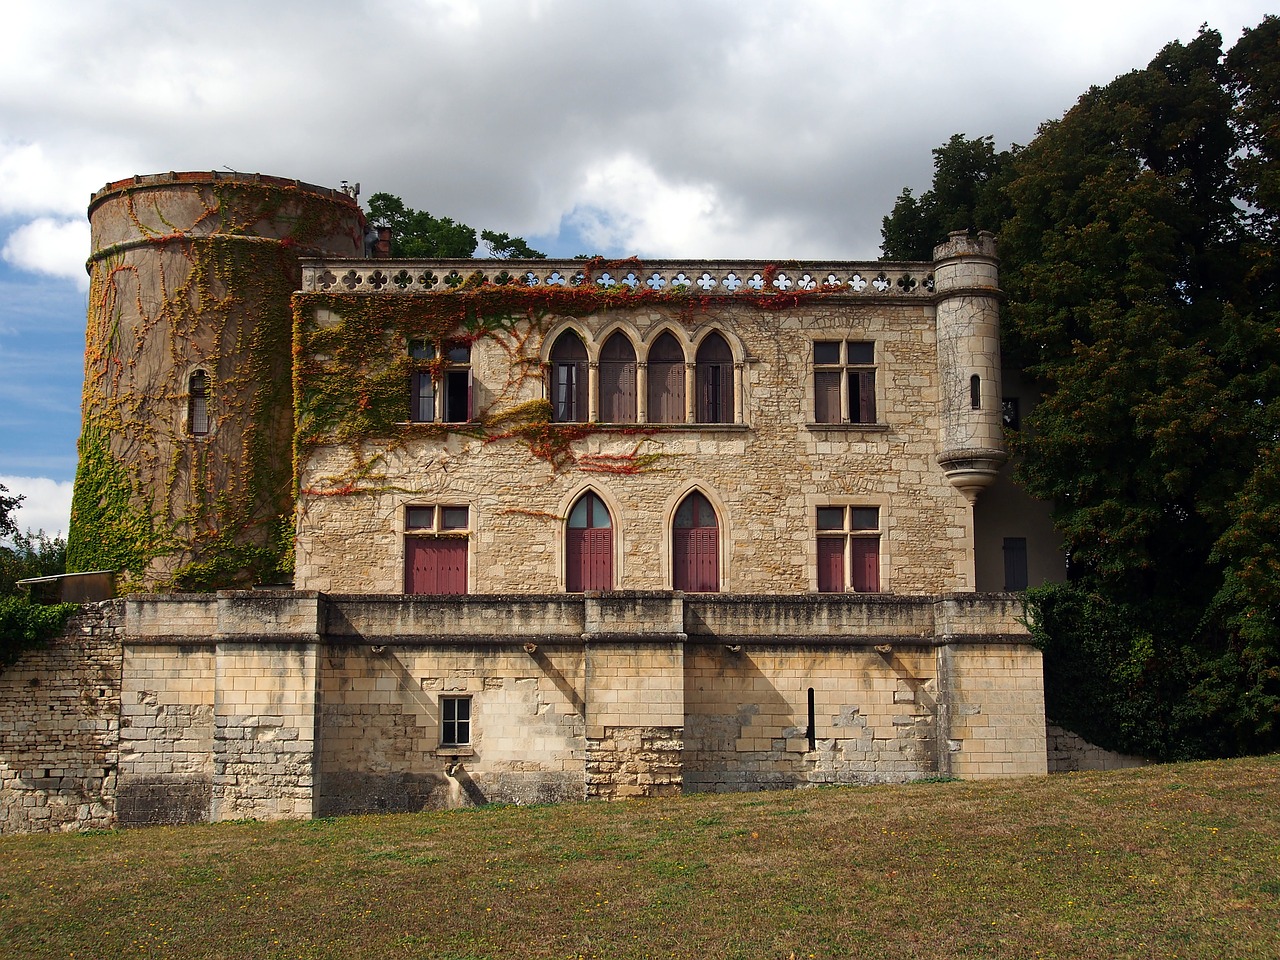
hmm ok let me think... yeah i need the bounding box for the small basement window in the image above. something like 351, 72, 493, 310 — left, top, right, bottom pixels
441, 695, 472, 746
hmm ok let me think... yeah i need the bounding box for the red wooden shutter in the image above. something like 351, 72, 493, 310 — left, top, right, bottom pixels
674, 528, 719, 592
817, 538, 844, 592
567, 527, 613, 592
405, 539, 468, 594
851, 538, 879, 592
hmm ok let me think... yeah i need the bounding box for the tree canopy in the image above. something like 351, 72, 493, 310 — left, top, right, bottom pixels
879, 134, 1015, 260
882, 17, 1280, 759
365, 193, 546, 259
0, 483, 20, 541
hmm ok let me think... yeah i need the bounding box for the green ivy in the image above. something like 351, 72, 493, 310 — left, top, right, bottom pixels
0, 596, 79, 672
67, 424, 160, 577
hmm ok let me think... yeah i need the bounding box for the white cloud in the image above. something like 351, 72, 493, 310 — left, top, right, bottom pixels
0, 142, 116, 219
0, 475, 73, 539
566, 153, 806, 259
1, 218, 91, 290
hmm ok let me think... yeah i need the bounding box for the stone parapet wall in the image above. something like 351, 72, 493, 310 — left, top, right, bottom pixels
941, 643, 1046, 778
300, 259, 936, 299
1, 592, 1045, 833
117, 644, 214, 826
683, 643, 939, 792
318, 644, 586, 815
0, 602, 123, 833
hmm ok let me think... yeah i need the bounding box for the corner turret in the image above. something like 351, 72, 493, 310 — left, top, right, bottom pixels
932, 230, 1007, 504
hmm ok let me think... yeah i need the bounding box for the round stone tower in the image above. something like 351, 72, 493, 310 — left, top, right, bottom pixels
932, 230, 1007, 504
69, 172, 365, 589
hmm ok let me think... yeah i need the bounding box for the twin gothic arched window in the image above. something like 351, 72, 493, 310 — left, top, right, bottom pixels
562, 489, 720, 593
549, 329, 736, 425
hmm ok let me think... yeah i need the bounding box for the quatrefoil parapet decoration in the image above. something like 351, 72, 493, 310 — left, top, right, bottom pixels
306, 259, 941, 301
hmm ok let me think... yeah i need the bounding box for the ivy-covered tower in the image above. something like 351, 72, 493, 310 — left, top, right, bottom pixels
69, 172, 365, 589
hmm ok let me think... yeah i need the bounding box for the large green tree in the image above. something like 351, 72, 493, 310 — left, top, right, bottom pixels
882, 18, 1280, 758
366, 194, 546, 260
880, 134, 1015, 260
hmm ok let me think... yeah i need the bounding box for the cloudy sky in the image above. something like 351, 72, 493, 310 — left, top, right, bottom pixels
0, 0, 1272, 537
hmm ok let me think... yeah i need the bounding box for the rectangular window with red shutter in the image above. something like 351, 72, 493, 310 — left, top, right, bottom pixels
815, 505, 881, 593
404, 505, 469, 594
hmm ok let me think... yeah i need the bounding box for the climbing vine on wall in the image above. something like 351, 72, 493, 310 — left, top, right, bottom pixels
69, 178, 360, 591
291, 274, 820, 494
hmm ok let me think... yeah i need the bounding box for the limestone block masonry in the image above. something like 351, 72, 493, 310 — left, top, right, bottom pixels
1, 592, 1046, 833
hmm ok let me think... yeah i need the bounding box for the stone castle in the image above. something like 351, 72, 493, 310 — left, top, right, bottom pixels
0, 172, 1062, 832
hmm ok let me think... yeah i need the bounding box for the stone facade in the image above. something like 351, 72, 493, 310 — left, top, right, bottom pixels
1, 592, 1044, 832
25, 171, 1066, 834
295, 237, 1038, 596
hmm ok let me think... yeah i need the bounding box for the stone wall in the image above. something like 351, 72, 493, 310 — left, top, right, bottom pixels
117, 644, 213, 826
1, 592, 1046, 833
683, 643, 938, 791
0, 603, 122, 832
1046, 723, 1151, 773
295, 293, 979, 597
318, 643, 586, 815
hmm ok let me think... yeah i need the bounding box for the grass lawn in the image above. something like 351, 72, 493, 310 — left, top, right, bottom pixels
2, 755, 1278, 959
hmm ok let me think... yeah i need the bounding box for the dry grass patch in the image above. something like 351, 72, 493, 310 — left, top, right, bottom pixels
2, 755, 1278, 959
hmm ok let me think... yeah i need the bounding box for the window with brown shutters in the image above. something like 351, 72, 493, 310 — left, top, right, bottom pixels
813, 340, 877, 424
695, 332, 733, 424
404, 505, 469, 595
566, 491, 613, 592
550, 331, 589, 423
816, 505, 881, 593
646, 332, 686, 424
599, 333, 637, 423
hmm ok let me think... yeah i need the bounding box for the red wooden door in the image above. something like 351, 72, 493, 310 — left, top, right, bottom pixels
673, 492, 719, 592
567, 527, 612, 592
567, 493, 612, 592
405, 538, 467, 594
